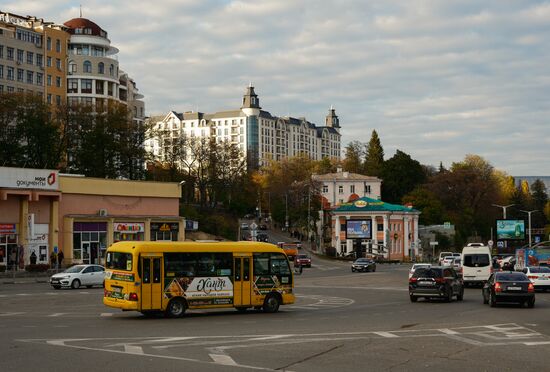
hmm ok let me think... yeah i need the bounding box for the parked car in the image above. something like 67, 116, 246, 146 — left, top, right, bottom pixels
409, 263, 431, 279
522, 266, 550, 291
351, 258, 376, 272
442, 256, 455, 266
50, 264, 105, 289
482, 271, 535, 308
294, 254, 312, 268
409, 266, 464, 302
256, 233, 269, 242
259, 224, 268, 230
438, 251, 453, 265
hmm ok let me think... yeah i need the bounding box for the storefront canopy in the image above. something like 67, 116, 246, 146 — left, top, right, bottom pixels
333, 197, 419, 213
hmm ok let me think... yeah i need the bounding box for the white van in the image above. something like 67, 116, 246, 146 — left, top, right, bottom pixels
461, 244, 492, 286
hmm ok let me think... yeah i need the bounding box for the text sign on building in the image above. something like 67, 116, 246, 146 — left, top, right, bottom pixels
0, 167, 59, 190
0, 224, 16, 234
114, 222, 144, 233
0, 13, 31, 28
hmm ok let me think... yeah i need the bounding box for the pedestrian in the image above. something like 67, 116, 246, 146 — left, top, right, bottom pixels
30, 251, 37, 265
57, 250, 64, 268
10, 249, 17, 270
50, 252, 57, 269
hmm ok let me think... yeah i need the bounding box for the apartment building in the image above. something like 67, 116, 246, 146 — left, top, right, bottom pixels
146, 85, 341, 169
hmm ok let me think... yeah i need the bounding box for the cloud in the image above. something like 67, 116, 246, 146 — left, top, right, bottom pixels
2, 0, 550, 175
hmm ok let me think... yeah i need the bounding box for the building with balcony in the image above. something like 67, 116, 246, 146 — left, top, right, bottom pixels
146, 85, 341, 170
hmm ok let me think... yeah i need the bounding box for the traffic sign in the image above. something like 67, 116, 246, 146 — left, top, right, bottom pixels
488, 240, 493, 247
250, 222, 258, 230
429, 241, 438, 246
497, 241, 504, 248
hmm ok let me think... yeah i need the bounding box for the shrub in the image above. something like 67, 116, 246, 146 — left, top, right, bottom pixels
24, 264, 50, 272
325, 246, 336, 257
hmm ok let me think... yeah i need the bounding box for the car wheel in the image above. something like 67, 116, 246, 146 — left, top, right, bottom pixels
410, 295, 418, 302
489, 291, 496, 307
351, 268, 355, 272
71, 279, 81, 289
372, 266, 376, 272
52, 285, 61, 290
457, 288, 464, 301
166, 298, 187, 318
527, 298, 535, 308
263, 293, 281, 313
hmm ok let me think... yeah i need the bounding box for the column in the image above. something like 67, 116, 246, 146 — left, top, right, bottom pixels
413, 216, 419, 257
404, 216, 410, 259
144, 218, 151, 241
63, 217, 73, 263
107, 218, 115, 247
372, 215, 378, 254
383, 214, 389, 259
334, 215, 341, 255
178, 218, 185, 241
19, 197, 29, 270
49, 199, 59, 259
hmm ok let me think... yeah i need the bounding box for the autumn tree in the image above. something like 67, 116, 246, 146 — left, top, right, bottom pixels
342, 141, 364, 173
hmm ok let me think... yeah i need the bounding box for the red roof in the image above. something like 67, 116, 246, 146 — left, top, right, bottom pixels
63, 18, 106, 37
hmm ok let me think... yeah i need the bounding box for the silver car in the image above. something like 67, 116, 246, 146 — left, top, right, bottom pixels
50, 264, 105, 289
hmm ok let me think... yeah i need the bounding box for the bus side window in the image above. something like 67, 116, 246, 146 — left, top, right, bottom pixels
142, 258, 150, 284
243, 258, 250, 281
153, 258, 161, 283
253, 253, 270, 275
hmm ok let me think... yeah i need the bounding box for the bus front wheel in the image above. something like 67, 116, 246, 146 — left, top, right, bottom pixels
166, 298, 187, 318
263, 294, 281, 313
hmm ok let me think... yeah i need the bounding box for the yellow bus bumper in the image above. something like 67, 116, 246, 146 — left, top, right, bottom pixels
103, 296, 139, 311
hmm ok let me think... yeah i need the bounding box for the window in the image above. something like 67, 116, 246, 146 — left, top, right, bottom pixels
47, 94, 52, 104
26, 71, 33, 84
55, 76, 61, 87
81, 79, 92, 93
36, 73, 43, 85
68, 79, 78, 93
106, 252, 133, 271
338, 185, 343, 194
377, 223, 384, 231
17, 69, 23, 82
98, 62, 104, 74
55, 39, 61, 52
26, 51, 33, 65
350, 185, 355, 193
69, 61, 76, 73
17, 49, 23, 63
463, 254, 490, 268
47, 75, 51, 86
47, 37, 51, 51
364, 184, 371, 194
0, 45, 3, 59
47, 57, 52, 67
95, 80, 103, 94
56, 58, 61, 70
322, 185, 328, 193
0, 65, 3, 79
36, 54, 43, 67
83, 60, 92, 73
7, 47, 14, 60
109, 64, 114, 76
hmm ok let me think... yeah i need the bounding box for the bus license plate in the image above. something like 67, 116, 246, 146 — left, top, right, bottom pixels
112, 286, 122, 294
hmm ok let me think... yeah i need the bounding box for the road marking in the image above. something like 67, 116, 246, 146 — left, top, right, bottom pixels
439, 328, 459, 335
209, 353, 237, 366
124, 345, 144, 354
16, 293, 30, 296
0, 312, 25, 316
100, 313, 113, 317
523, 341, 550, 346
48, 313, 66, 317
373, 331, 399, 338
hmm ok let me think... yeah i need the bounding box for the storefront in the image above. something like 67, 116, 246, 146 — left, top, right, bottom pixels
73, 222, 108, 265
114, 222, 145, 242
0, 224, 18, 269
150, 222, 179, 241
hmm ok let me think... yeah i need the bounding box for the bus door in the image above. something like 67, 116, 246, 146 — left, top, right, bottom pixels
233, 255, 251, 307
140, 255, 163, 311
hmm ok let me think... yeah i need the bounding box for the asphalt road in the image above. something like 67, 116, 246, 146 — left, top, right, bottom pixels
2, 253, 550, 371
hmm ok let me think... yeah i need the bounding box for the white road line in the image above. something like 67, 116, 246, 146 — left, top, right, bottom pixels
48, 313, 66, 317
0, 312, 25, 316
16, 293, 30, 296
209, 353, 238, 366
124, 345, 144, 354
523, 341, 550, 346
100, 313, 113, 317
439, 328, 460, 335
373, 331, 399, 338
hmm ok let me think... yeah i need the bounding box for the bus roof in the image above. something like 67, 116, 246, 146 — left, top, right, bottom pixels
107, 241, 284, 254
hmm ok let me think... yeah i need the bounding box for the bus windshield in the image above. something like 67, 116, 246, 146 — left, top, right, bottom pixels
106, 252, 133, 271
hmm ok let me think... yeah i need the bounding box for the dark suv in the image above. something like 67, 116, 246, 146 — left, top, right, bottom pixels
409, 266, 464, 302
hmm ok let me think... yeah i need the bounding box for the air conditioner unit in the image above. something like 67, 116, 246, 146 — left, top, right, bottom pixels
98, 209, 108, 217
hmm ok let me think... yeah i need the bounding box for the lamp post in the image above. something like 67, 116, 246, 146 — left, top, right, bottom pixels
519, 210, 538, 247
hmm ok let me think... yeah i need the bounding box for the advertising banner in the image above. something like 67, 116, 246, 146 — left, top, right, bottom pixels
346, 220, 372, 239
0, 167, 59, 190
496, 219, 526, 240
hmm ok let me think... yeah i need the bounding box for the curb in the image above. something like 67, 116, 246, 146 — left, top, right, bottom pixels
2, 279, 49, 284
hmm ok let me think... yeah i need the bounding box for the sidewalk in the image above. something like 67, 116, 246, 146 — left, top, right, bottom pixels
0, 270, 54, 284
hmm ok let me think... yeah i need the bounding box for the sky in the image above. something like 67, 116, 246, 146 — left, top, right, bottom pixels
3, 0, 550, 176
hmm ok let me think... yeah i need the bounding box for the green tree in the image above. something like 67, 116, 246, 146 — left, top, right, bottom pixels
380, 150, 426, 203
530, 179, 548, 227
342, 141, 364, 173
364, 130, 384, 176
402, 187, 445, 225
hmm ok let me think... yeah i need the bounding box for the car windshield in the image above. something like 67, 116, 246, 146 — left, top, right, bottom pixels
63, 265, 86, 273
355, 259, 371, 263
529, 267, 550, 273
297, 255, 308, 259
413, 264, 430, 269
463, 254, 490, 267
497, 273, 528, 281
412, 268, 442, 278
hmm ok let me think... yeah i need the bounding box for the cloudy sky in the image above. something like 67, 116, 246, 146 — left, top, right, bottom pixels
4, 0, 550, 175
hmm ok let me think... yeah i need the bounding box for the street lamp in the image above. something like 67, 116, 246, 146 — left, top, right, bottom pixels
519, 210, 538, 247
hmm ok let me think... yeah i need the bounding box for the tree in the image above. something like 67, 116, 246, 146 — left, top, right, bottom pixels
530, 179, 548, 227
342, 141, 364, 173
380, 150, 426, 203
364, 130, 384, 176
402, 187, 445, 225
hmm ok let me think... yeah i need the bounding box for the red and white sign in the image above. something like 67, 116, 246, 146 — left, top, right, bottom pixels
114, 222, 144, 233
0, 224, 16, 234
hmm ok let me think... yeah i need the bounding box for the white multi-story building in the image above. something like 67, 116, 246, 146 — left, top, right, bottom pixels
146, 85, 341, 169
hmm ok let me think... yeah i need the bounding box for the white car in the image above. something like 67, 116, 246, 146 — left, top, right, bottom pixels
409, 263, 431, 279
50, 264, 105, 289
522, 266, 550, 291
442, 256, 455, 266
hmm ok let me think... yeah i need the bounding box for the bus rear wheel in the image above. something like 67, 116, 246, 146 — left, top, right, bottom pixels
263, 294, 281, 313
166, 298, 187, 318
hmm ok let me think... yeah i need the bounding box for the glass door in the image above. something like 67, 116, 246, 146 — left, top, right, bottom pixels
82, 243, 90, 264
140, 255, 163, 311
233, 256, 251, 307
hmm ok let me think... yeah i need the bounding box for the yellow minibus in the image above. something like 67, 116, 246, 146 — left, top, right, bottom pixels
103, 241, 295, 317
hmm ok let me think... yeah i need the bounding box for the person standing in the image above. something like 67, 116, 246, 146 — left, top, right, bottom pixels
30, 251, 37, 265
50, 252, 57, 269
57, 250, 64, 268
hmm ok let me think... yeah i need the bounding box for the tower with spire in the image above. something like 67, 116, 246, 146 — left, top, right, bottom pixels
241, 83, 261, 116
325, 106, 340, 129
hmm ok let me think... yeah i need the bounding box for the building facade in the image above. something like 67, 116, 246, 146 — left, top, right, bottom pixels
313, 169, 382, 208
0, 166, 184, 270
145, 85, 341, 169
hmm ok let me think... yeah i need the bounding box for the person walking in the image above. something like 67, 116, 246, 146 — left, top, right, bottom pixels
57, 250, 64, 268
50, 252, 57, 269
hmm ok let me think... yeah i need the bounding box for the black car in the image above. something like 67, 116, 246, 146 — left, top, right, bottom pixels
351, 258, 376, 272
409, 266, 464, 302
256, 233, 269, 242
482, 272, 535, 308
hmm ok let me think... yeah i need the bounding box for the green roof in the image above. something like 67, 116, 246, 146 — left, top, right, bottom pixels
333, 197, 419, 213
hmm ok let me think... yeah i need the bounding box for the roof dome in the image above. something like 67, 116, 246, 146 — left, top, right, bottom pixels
63, 18, 107, 38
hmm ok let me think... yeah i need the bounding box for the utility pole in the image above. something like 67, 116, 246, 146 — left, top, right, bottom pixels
520, 210, 538, 247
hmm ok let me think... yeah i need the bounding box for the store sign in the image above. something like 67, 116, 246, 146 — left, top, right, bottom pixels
0, 13, 31, 28
114, 222, 144, 233
0, 167, 59, 190
0, 224, 16, 233
151, 223, 179, 232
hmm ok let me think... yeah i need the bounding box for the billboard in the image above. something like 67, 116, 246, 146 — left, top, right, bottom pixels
0, 167, 59, 190
496, 219, 525, 240
346, 220, 372, 239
